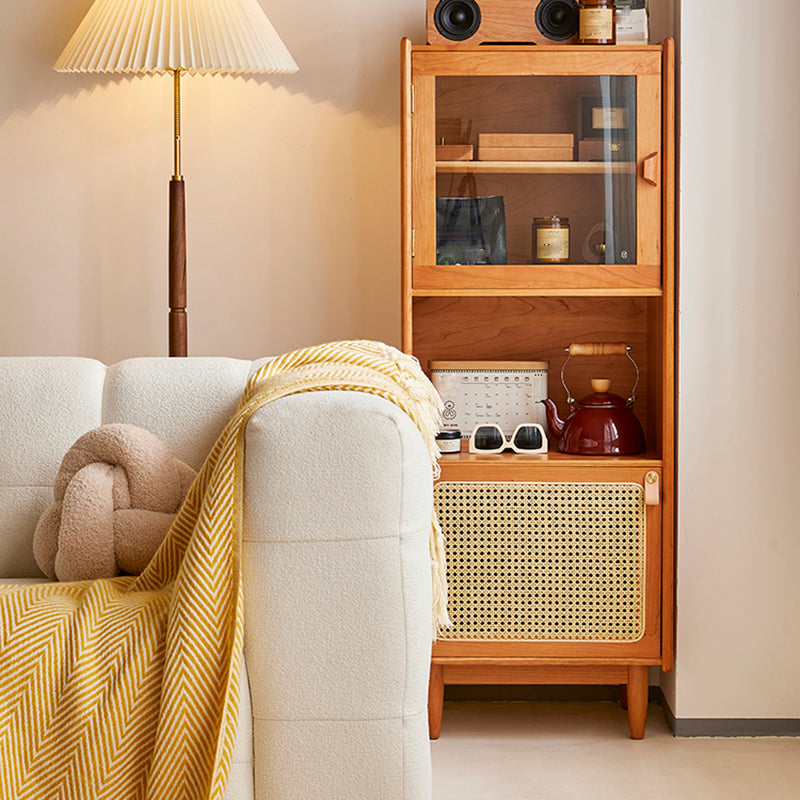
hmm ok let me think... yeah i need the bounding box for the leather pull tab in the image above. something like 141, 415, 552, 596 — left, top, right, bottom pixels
644, 471, 660, 506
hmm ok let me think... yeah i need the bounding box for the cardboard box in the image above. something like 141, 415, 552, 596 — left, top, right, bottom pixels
615, 1, 649, 43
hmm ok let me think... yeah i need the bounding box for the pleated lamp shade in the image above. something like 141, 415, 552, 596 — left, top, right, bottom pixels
54, 0, 298, 74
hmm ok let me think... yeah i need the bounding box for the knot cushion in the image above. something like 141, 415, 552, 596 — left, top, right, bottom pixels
33, 423, 197, 581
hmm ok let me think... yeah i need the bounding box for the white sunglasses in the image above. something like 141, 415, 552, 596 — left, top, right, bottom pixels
468, 423, 548, 454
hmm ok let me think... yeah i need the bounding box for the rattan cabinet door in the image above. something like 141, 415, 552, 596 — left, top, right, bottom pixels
432, 472, 662, 661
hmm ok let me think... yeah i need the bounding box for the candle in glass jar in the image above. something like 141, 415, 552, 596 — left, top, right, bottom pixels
578, 0, 616, 45
533, 216, 570, 264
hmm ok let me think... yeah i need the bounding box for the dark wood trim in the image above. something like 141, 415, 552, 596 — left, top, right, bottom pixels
169, 177, 187, 357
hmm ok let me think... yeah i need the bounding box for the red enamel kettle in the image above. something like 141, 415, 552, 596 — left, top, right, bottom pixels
541, 343, 646, 456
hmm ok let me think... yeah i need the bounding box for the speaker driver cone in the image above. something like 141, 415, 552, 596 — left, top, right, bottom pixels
434, 0, 482, 41
535, 0, 579, 41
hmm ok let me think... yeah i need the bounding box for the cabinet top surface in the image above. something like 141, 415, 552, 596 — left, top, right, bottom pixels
408, 41, 666, 53
407, 41, 666, 75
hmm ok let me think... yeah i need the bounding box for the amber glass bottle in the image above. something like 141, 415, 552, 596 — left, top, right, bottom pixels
578, 0, 616, 45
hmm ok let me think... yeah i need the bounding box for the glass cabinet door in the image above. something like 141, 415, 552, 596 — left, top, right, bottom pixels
408, 51, 663, 288
436, 75, 637, 266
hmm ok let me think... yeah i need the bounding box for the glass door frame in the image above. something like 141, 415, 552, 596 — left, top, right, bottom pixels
408, 46, 663, 294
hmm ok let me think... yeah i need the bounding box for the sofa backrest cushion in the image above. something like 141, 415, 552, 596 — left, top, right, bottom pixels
0, 356, 267, 578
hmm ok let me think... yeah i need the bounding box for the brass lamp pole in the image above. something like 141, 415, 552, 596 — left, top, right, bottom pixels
54, 0, 298, 357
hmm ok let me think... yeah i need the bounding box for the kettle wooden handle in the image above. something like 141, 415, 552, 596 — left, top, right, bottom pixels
568, 342, 628, 356
562, 344, 640, 407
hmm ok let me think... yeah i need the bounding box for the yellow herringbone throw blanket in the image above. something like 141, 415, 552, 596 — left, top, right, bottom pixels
0, 340, 448, 800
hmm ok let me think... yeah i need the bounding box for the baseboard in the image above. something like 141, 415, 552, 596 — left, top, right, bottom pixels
658, 693, 800, 738
445, 685, 800, 737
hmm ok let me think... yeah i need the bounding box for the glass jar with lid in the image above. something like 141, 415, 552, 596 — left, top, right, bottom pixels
532, 216, 570, 264
578, 0, 616, 45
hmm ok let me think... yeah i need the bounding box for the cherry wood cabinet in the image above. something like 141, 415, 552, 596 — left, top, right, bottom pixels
401, 39, 675, 739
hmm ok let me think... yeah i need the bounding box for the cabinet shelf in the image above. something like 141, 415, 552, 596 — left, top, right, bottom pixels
438, 450, 663, 481
412, 263, 662, 295
437, 160, 637, 175
439, 450, 662, 466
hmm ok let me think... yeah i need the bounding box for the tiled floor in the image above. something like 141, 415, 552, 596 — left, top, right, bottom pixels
431, 701, 800, 800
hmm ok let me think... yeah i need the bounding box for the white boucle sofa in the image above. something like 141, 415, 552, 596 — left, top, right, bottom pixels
0, 355, 434, 800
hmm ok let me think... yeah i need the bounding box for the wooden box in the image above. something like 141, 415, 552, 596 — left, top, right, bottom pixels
477, 133, 574, 162
436, 144, 474, 161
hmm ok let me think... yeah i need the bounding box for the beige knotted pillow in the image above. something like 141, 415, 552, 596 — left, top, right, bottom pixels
33, 423, 197, 582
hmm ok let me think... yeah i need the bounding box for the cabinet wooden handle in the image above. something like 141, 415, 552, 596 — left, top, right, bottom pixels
568, 342, 629, 356
642, 152, 659, 186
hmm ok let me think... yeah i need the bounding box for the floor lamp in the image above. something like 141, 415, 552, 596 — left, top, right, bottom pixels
54, 0, 298, 356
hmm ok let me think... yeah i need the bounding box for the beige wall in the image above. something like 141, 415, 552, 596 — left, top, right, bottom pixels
3, 0, 799, 722
0, 0, 679, 363
671, 0, 800, 719
0, 0, 426, 362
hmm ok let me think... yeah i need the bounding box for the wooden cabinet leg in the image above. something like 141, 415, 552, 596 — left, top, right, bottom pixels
626, 665, 648, 739
428, 663, 444, 740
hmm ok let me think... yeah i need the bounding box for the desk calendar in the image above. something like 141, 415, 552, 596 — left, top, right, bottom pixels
430, 361, 549, 438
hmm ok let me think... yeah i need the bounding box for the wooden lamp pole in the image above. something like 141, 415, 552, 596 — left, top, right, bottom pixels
169, 68, 187, 357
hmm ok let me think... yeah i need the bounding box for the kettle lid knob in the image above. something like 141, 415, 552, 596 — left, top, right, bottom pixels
591, 378, 611, 394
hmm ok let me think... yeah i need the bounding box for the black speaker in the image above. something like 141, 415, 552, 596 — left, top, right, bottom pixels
428, 0, 580, 45
433, 0, 482, 41
535, 0, 580, 41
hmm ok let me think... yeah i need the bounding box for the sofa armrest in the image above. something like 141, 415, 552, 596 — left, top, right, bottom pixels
241, 390, 433, 800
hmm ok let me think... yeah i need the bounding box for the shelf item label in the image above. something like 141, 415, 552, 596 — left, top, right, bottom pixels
536, 227, 570, 262
580, 8, 615, 42
592, 106, 628, 131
